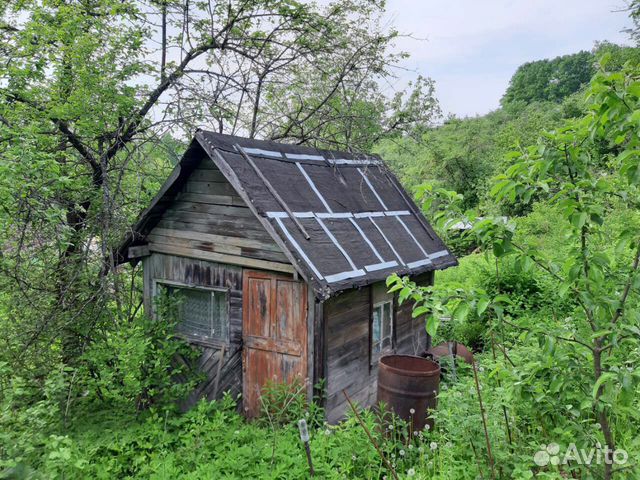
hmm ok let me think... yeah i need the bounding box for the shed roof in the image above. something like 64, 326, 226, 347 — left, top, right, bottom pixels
117, 130, 457, 299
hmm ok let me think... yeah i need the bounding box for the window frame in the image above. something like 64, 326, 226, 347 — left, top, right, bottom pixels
370, 298, 394, 366
152, 279, 231, 348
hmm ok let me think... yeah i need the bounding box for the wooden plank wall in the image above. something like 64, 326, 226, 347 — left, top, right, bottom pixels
323, 271, 435, 423
146, 159, 293, 273
324, 287, 372, 423
143, 253, 244, 408
395, 271, 433, 357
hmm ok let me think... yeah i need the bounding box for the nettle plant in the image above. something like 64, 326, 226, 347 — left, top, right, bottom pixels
389, 61, 640, 479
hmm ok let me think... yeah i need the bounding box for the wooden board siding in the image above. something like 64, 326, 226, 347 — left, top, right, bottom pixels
147, 159, 292, 271
324, 288, 372, 423
143, 253, 244, 408
396, 271, 434, 355
323, 272, 435, 423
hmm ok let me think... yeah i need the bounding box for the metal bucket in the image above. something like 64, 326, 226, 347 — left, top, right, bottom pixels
377, 354, 440, 431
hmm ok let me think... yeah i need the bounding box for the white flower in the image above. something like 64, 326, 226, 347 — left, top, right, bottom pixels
324, 429, 331, 436
409, 408, 415, 415
391, 453, 396, 459
424, 424, 430, 431
407, 468, 416, 477
388, 424, 394, 430
418, 447, 424, 453
413, 431, 419, 436
234, 430, 240, 435
446, 442, 452, 449
430, 442, 438, 450
351, 454, 357, 461
305, 412, 309, 417
399, 449, 405, 456
408, 444, 414, 450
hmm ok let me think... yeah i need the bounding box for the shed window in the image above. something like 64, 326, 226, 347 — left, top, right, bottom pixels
372, 300, 393, 356
157, 283, 228, 343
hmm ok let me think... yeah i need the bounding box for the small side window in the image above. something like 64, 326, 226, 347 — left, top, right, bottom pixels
156, 283, 228, 343
371, 299, 393, 362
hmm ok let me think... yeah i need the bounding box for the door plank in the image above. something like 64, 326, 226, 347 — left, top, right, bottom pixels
242, 270, 307, 418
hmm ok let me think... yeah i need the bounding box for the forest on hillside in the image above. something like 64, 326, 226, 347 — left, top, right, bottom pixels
2, 1, 640, 479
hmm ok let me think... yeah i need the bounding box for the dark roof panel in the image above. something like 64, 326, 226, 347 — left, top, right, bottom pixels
276, 217, 353, 278
296, 164, 356, 213
336, 168, 387, 212
321, 218, 377, 270
373, 215, 425, 265
351, 217, 401, 266
359, 168, 410, 211
259, 160, 328, 212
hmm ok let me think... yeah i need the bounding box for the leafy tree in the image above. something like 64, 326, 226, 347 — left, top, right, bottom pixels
501, 51, 595, 107
593, 41, 640, 70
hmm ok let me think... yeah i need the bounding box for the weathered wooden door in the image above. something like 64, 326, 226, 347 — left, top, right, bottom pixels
242, 270, 307, 417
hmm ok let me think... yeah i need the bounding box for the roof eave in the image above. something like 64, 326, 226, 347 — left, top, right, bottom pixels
318, 255, 458, 300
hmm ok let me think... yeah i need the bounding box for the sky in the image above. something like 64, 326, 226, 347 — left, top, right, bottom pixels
381, 0, 634, 118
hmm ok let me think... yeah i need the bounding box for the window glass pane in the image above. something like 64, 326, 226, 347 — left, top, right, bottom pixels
382, 302, 392, 339
158, 283, 228, 341
383, 302, 392, 322
211, 290, 228, 340
178, 288, 212, 338
372, 306, 381, 344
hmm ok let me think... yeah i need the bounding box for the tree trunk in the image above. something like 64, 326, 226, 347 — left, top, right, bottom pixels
593, 342, 615, 480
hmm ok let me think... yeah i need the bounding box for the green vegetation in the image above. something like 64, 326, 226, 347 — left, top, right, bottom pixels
388, 57, 640, 479
501, 51, 595, 106
378, 101, 569, 210
1, 1, 640, 479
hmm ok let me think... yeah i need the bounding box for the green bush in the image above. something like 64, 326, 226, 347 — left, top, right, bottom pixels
0, 392, 469, 479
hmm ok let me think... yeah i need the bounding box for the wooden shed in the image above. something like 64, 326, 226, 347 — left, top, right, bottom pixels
117, 130, 457, 422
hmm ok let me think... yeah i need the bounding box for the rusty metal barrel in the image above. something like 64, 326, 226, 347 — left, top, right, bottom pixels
427, 342, 474, 365
377, 354, 440, 431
